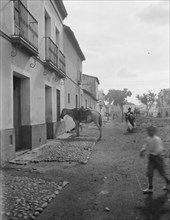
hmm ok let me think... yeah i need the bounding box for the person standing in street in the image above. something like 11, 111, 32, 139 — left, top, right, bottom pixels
125, 107, 136, 132
140, 125, 170, 194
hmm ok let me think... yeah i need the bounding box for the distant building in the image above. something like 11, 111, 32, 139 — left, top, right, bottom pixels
158, 89, 170, 117
135, 103, 158, 117
137, 104, 147, 115
63, 25, 85, 132
81, 74, 99, 110
123, 102, 136, 112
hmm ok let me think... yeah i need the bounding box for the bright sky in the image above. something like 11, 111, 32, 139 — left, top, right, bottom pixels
63, 0, 169, 104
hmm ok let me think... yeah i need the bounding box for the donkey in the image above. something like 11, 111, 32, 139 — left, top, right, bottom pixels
60, 108, 102, 141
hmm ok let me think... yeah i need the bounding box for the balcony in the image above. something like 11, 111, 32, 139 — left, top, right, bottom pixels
59, 50, 66, 76
11, 0, 38, 56
44, 37, 66, 78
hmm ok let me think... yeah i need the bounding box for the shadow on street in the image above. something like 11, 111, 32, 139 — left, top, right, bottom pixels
135, 192, 170, 220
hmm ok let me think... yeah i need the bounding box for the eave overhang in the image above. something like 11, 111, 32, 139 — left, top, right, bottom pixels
64, 25, 85, 61
83, 89, 98, 101
54, 0, 68, 20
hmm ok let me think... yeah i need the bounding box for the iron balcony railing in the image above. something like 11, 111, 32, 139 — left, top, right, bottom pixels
45, 37, 59, 68
13, 0, 38, 51
45, 37, 66, 75
59, 50, 66, 74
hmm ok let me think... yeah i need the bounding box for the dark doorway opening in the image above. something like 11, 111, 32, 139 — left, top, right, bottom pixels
13, 76, 21, 151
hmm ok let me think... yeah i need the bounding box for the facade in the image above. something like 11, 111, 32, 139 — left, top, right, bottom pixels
63, 25, 85, 109
63, 25, 85, 132
0, 0, 102, 166
81, 74, 99, 110
158, 89, 170, 117
0, 0, 68, 165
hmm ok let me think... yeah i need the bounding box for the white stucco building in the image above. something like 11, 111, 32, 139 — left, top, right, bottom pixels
81, 74, 99, 110
158, 89, 170, 117
63, 25, 85, 109
63, 25, 85, 132
0, 0, 102, 166
0, 0, 68, 165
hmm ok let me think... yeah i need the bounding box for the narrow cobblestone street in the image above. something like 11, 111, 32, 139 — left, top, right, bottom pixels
1, 117, 170, 220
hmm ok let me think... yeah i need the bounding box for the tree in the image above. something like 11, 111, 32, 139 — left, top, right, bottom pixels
105, 88, 132, 120
136, 90, 157, 116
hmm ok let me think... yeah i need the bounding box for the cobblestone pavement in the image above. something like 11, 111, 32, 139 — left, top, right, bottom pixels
9, 135, 97, 165
0, 171, 69, 220
1, 125, 98, 220
33, 139, 96, 164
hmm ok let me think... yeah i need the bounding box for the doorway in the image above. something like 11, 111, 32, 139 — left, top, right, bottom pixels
45, 85, 52, 139
56, 89, 60, 121
13, 77, 21, 151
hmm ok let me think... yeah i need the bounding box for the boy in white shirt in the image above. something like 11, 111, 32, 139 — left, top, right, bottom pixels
140, 125, 170, 194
